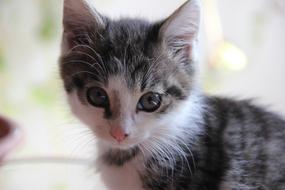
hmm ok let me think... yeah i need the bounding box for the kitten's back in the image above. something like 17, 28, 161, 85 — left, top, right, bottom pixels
201, 96, 285, 189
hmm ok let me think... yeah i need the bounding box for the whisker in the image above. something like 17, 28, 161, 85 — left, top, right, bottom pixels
72, 50, 97, 62
66, 44, 108, 79
62, 60, 106, 78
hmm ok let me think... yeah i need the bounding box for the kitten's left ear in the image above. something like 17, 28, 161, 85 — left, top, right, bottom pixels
159, 0, 201, 58
62, 0, 105, 54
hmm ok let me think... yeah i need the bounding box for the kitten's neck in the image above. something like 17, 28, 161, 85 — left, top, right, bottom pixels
97, 142, 140, 166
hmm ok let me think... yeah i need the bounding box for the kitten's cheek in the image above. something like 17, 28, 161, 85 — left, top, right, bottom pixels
90, 124, 108, 138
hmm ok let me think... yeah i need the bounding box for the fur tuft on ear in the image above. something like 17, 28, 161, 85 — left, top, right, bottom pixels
159, 0, 201, 57
62, 0, 105, 53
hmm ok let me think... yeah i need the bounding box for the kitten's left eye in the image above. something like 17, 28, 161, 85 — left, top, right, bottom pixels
137, 92, 162, 112
86, 87, 109, 108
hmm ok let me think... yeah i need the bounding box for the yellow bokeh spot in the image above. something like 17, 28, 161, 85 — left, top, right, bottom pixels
210, 41, 248, 71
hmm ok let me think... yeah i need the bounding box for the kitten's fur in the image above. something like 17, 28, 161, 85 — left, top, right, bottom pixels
60, 0, 285, 189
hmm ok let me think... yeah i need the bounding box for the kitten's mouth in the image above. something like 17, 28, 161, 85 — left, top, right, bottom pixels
108, 140, 138, 150
104, 136, 146, 150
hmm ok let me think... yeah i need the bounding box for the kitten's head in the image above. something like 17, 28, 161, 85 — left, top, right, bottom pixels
60, 0, 201, 150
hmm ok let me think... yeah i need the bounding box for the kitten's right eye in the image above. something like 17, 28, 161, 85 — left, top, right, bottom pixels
86, 87, 109, 108
137, 92, 162, 112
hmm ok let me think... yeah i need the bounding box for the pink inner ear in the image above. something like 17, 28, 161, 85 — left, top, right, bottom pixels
62, 31, 76, 51
166, 34, 195, 58
159, 0, 200, 54
63, 0, 104, 31
184, 45, 193, 58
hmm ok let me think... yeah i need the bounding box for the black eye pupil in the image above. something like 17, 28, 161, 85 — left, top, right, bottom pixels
86, 87, 109, 107
138, 92, 161, 112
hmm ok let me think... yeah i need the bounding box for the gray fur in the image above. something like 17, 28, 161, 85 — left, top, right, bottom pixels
59, 0, 285, 189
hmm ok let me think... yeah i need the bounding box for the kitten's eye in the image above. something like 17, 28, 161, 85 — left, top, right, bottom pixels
137, 92, 162, 112
86, 87, 109, 108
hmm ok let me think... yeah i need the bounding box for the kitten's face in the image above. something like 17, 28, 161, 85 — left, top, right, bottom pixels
67, 75, 185, 149
60, 0, 200, 149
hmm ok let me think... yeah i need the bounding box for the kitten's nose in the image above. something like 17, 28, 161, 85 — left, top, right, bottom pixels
110, 128, 129, 143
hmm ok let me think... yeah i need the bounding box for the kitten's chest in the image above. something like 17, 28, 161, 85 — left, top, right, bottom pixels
99, 159, 145, 190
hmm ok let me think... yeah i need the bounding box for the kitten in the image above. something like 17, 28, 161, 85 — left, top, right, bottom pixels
59, 0, 285, 189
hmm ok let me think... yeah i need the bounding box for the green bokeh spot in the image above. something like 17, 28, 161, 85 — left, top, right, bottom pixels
0, 49, 6, 72
0, 103, 18, 117
30, 85, 57, 107
38, 0, 58, 42
39, 16, 56, 41
52, 183, 68, 190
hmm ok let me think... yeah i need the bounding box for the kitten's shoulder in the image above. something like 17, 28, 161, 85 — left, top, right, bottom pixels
202, 95, 285, 142
204, 95, 285, 121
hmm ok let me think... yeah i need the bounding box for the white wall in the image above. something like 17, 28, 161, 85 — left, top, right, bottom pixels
213, 0, 285, 115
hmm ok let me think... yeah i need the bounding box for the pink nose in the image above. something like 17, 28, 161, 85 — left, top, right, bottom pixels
110, 128, 129, 143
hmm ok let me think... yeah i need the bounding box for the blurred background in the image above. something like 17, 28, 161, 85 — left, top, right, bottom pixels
0, 0, 284, 189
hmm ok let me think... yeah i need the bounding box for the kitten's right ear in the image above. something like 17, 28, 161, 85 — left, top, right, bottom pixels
159, 0, 201, 60
62, 0, 105, 53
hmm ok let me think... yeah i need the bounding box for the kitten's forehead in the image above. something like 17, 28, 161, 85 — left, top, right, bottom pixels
105, 19, 160, 52
94, 19, 163, 89
106, 75, 163, 97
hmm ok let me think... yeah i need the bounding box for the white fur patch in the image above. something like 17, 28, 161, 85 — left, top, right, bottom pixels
97, 155, 145, 190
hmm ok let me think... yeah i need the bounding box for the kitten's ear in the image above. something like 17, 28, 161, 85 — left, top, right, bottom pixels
62, 0, 105, 53
159, 0, 201, 58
